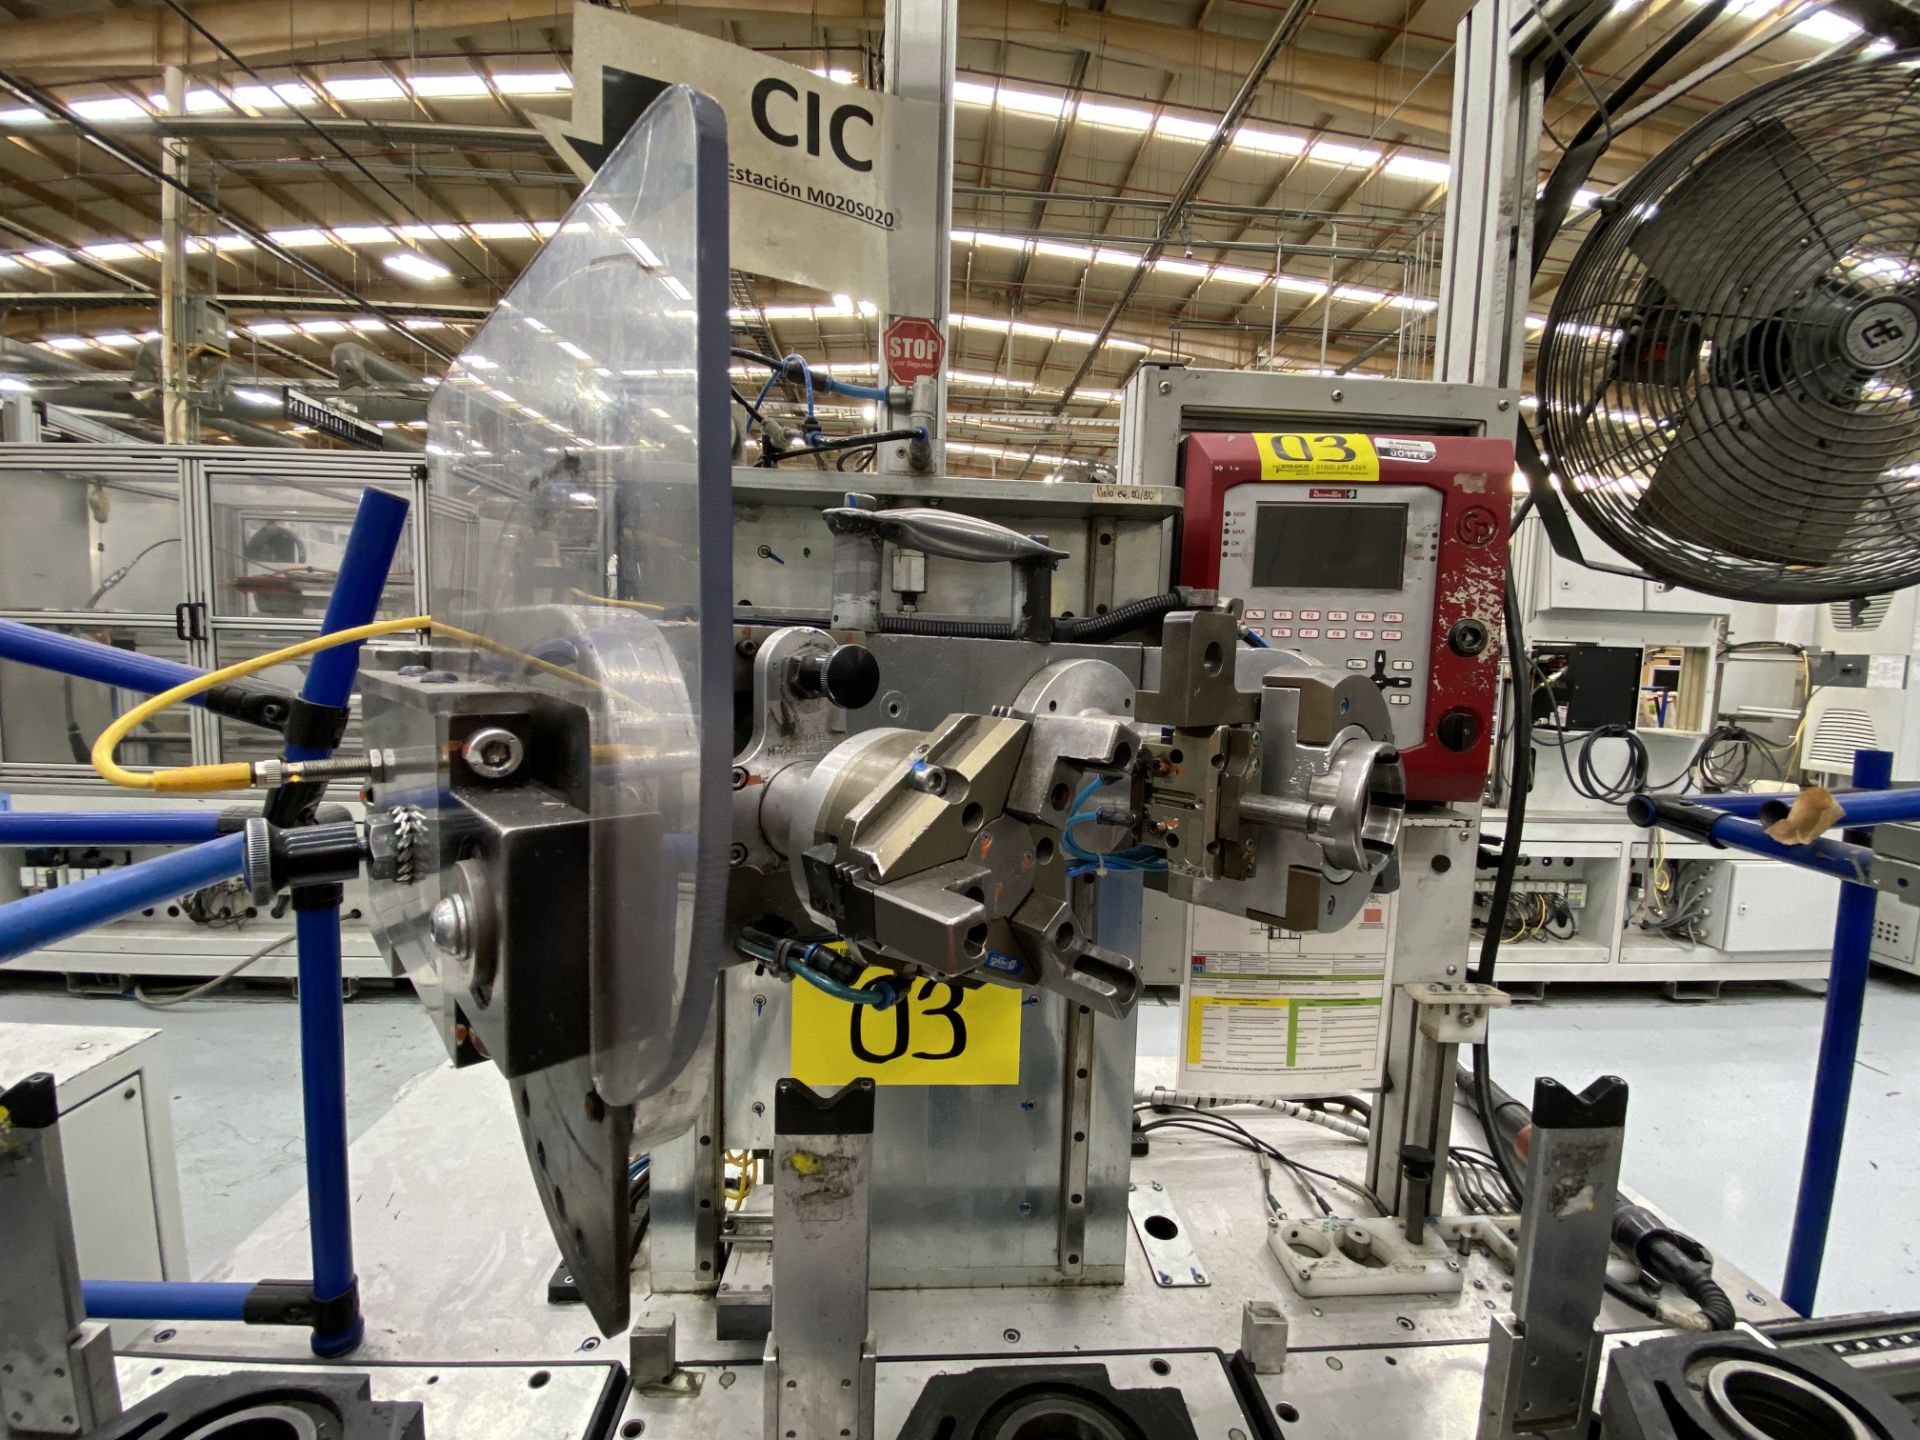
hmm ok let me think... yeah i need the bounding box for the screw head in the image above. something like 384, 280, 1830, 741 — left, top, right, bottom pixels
1158, 380, 1173, 395
1497, 398, 1511, 411
429, 894, 469, 957
1330, 388, 1345, 402
462, 726, 525, 780
1004, 1328, 1021, 1343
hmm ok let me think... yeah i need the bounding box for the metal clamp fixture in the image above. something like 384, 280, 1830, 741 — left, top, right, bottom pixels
1478, 1075, 1629, 1440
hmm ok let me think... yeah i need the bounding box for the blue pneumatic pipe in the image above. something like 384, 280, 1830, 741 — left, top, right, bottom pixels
1625, 795, 1874, 885
0, 833, 246, 964
84, 1280, 252, 1322
0, 811, 226, 847
1782, 747, 1894, 1315
280, 487, 406, 1358
294, 897, 362, 1355
0, 618, 208, 699
286, 488, 409, 767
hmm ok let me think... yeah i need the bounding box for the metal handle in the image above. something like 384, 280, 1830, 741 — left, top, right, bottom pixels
821, 506, 1067, 566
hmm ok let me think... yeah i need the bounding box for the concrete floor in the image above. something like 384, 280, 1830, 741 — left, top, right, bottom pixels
4, 971, 1917, 1318
0, 977, 447, 1278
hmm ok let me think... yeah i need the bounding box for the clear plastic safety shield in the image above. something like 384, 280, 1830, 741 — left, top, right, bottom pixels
417, 85, 731, 1114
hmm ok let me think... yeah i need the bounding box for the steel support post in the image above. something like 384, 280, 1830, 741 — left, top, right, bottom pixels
765, 1078, 877, 1440
0, 1074, 122, 1436
875, 0, 954, 475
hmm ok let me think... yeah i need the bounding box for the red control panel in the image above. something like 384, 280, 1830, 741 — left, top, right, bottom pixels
1178, 431, 1513, 803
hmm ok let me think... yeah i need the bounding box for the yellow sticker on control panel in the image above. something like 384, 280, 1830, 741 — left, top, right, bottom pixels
791, 965, 1023, 1087
1252, 432, 1380, 480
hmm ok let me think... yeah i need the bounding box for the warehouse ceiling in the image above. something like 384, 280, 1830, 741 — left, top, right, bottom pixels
0, 0, 1888, 471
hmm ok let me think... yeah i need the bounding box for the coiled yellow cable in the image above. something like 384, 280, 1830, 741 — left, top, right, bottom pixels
90, 614, 614, 793
91, 616, 437, 792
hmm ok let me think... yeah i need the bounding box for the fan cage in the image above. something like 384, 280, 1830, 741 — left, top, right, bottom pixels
1537, 52, 1920, 604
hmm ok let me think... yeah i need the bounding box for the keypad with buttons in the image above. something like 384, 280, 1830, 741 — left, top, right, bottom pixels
1212, 482, 1442, 755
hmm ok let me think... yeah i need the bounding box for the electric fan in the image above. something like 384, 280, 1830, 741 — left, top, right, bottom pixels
1537, 52, 1920, 603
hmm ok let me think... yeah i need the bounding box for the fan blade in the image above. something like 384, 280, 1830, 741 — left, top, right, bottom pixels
1629, 119, 1869, 318
1637, 382, 1900, 567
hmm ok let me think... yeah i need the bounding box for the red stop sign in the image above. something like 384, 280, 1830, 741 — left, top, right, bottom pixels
883, 316, 946, 385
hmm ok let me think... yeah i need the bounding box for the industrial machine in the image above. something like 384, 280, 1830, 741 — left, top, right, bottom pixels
9, 13, 1920, 1440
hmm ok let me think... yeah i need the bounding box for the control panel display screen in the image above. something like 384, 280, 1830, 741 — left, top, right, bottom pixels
1252, 503, 1407, 590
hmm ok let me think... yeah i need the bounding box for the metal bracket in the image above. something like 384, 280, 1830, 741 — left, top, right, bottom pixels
1270, 1215, 1466, 1298
1410, 981, 1512, 1043
1128, 1180, 1211, 1287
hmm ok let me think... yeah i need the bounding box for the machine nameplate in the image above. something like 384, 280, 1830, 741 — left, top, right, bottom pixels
1252, 433, 1380, 480
790, 966, 1023, 1086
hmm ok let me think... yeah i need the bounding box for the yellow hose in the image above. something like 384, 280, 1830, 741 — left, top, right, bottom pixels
90, 614, 619, 793
92, 616, 436, 792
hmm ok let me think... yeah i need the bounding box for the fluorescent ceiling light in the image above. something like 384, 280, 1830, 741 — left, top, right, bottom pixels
24, 249, 72, 265
233, 83, 316, 109
324, 76, 407, 101
45, 336, 90, 350
1310, 140, 1382, 168
81, 241, 143, 260
1157, 114, 1217, 142
0, 108, 46, 124
231, 387, 278, 407
146, 89, 229, 113
93, 332, 140, 348
331, 225, 394, 245
1384, 154, 1451, 184
0, 377, 30, 392
1078, 101, 1152, 131
1154, 257, 1211, 279
409, 74, 491, 98
247, 322, 297, 337
492, 72, 572, 94
349, 318, 388, 332
267, 228, 330, 247
953, 81, 997, 106
398, 223, 465, 241
810, 68, 857, 85
1236, 126, 1305, 156
299, 320, 346, 335
469, 221, 532, 240
997, 86, 1067, 118
70, 97, 148, 121
384, 251, 453, 282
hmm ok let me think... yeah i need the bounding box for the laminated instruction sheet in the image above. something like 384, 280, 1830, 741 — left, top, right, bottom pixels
1176, 894, 1393, 1095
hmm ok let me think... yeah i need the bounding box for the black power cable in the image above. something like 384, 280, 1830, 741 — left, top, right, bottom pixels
1472, 566, 1533, 1205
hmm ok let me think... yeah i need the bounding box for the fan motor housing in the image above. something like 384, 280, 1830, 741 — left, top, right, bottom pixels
1178, 431, 1514, 802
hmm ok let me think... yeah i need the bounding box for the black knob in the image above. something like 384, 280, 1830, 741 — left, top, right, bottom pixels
792, 645, 881, 709
1400, 1143, 1436, 1185
1436, 707, 1482, 752
1448, 618, 1490, 657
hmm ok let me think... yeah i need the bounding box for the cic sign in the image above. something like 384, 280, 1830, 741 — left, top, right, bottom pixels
536, 5, 939, 310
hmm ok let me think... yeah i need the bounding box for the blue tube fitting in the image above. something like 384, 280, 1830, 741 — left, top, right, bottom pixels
84, 1280, 254, 1322
0, 811, 227, 847
0, 833, 247, 964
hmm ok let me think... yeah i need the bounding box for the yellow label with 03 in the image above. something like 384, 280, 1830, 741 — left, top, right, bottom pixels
790, 965, 1023, 1087
1252, 432, 1380, 480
